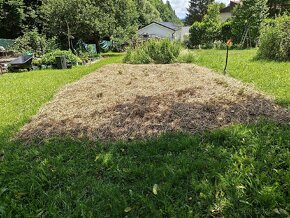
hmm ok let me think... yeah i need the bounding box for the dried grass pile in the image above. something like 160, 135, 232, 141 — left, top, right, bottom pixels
18, 64, 290, 142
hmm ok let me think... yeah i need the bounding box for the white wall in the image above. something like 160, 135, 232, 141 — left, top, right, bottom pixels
138, 23, 175, 40
220, 12, 232, 22
175, 26, 190, 41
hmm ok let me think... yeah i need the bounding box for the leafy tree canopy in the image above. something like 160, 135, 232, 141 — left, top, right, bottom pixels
1, 0, 182, 42
267, 0, 290, 17
232, 0, 269, 46
189, 3, 222, 47
0, 0, 25, 38
136, 0, 182, 27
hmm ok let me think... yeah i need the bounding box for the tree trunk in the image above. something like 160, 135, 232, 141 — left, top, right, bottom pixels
66, 21, 71, 50
96, 36, 101, 54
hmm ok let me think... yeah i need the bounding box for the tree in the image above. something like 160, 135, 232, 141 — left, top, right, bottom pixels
111, 0, 138, 50
135, 0, 182, 27
11, 28, 57, 55
0, 0, 45, 39
231, 0, 269, 47
157, 0, 183, 25
0, 0, 44, 39
267, 0, 290, 17
136, 0, 161, 27
42, 0, 109, 50
0, 0, 25, 38
189, 3, 221, 47
185, 0, 214, 25
202, 4, 222, 42
42, 0, 138, 52
217, 2, 226, 9
22, 0, 43, 31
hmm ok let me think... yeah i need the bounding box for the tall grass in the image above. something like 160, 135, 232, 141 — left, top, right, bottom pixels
124, 39, 182, 64
177, 49, 196, 63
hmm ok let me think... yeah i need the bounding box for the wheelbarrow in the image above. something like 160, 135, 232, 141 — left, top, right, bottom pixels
8, 55, 33, 72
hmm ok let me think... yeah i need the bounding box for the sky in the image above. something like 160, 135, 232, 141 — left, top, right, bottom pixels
163, 0, 230, 19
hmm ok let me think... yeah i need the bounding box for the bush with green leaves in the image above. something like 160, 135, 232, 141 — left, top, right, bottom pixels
221, 21, 233, 42
189, 22, 206, 48
189, 4, 222, 48
11, 29, 57, 56
38, 50, 82, 66
124, 47, 151, 64
177, 49, 196, 63
124, 39, 182, 64
257, 15, 290, 61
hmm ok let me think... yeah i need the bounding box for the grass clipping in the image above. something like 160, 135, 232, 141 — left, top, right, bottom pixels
18, 64, 290, 142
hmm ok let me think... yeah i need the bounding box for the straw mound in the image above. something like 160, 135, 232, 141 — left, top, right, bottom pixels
18, 64, 290, 142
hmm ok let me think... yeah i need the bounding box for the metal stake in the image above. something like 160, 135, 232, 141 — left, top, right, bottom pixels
223, 45, 229, 75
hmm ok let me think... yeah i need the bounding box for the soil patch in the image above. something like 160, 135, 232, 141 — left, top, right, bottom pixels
18, 64, 290, 142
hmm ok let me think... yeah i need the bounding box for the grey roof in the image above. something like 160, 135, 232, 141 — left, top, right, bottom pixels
154, 22, 181, 31
220, 0, 239, 13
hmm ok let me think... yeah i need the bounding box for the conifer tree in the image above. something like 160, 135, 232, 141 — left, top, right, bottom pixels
185, 0, 214, 25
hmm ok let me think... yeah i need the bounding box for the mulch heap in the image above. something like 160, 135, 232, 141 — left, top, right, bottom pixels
18, 64, 290, 142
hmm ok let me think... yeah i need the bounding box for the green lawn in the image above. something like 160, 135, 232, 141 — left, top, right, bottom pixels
0, 55, 123, 142
0, 51, 289, 217
193, 49, 290, 108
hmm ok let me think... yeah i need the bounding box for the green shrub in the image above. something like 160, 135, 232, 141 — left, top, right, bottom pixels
123, 39, 181, 64
213, 41, 228, 50
177, 50, 196, 63
32, 58, 42, 66
39, 50, 82, 66
77, 51, 89, 63
221, 21, 233, 42
124, 47, 152, 64
257, 15, 290, 61
147, 39, 181, 64
11, 29, 57, 56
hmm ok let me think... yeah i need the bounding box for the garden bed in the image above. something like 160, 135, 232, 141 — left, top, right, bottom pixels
18, 64, 290, 142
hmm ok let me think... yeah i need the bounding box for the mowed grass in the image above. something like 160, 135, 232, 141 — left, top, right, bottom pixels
1, 124, 290, 217
0, 50, 290, 217
192, 49, 290, 108
0, 54, 124, 141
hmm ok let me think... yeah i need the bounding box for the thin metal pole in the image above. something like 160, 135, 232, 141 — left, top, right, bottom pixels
224, 45, 229, 75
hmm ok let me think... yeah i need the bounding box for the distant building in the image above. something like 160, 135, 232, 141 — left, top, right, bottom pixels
220, 0, 240, 22
137, 22, 190, 41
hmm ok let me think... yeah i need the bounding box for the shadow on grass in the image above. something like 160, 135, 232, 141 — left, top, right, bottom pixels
0, 124, 24, 145
250, 54, 290, 63
276, 99, 290, 110
0, 121, 289, 217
